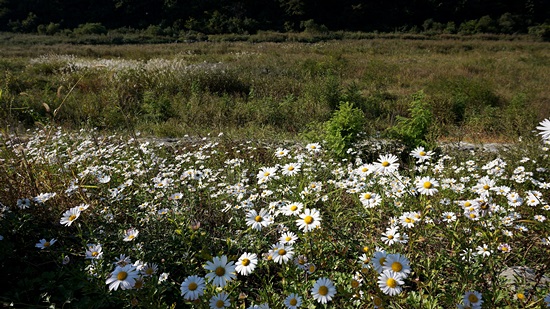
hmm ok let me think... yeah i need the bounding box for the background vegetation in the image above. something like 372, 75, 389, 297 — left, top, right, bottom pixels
1, 38, 549, 144
1, 0, 549, 39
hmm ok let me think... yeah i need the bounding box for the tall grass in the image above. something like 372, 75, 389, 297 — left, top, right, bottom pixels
0, 38, 549, 142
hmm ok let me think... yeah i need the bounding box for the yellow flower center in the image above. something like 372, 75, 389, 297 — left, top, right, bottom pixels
464, 202, 471, 207
318, 286, 329, 296
215, 266, 226, 276
308, 265, 316, 273
363, 193, 372, 199
423, 181, 432, 189
278, 249, 287, 256
468, 294, 479, 303
44, 242, 50, 247
287, 166, 294, 171
361, 167, 368, 172
483, 185, 490, 190
285, 236, 292, 241
188, 282, 198, 291
289, 298, 298, 306
405, 217, 413, 223
69, 214, 77, 221
215, 300, 225, 308
391, 262, 403, 272
92, 251, 99, 257
379, 257, 386, 265
264, 172, 270, 177
145, 268, 154, 275
419, 151, 426, 156
382, 161, 390, 167
516, 293, 525, 300
351, 279, 360, 288
469, 213, 477, 219
117, 271, 128, 281
241, 258, 250, 266
304, 216, 314, 224
290, 205, 298, 211
362, 246, 369, 252
128, 235, 135, 240
387, 235, 394, 239
386, 278, 397, 288
254, 215, 262, 222
446, 215, 452, 219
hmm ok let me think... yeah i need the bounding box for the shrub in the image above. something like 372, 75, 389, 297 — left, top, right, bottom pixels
300, 19, 329, 34
529, 24, 550, 41
324, 101, 365, 158
387, 90, 434, 148
73, 23, 108, 35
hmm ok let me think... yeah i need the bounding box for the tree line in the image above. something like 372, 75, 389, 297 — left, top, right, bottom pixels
0, 0, 549, 35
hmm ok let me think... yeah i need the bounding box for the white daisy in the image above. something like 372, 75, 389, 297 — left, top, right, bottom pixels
382, 253, 411, 278
377, 270, 405, 296
123, 228, 139, 241
245, 208, 272, 231
204, 255, 236, 288
279, 231, 298, 245
284, 293, 302, 309
415, 176, 439, 196
311, 277, 336, 304
209, 292, 230, 308
180, 275, 205, 301
105, 264, 139, 291
296, 208, 321, 232
374, 154, 399, 174
536, 118, 550, 141
60, 207, 81, 226
85, 243, 103, 259
235, 252, 258, 276
35, 238, 56, 249
271, 243, 294, 264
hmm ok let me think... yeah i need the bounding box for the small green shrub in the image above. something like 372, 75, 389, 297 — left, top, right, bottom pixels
73, 23, 108, 35
324, 101, 365, 158
528, 24, 550, 41
387, 90, 434, 148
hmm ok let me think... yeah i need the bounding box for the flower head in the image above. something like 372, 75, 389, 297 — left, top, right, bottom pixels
35, 238, 56, 249
180, 275, 205, 301
284, 293, 302, 309
235, 252, 258, 276
311, 277, 336, 304
377, 270, 405, 296
204, 255, 236, 288
209, 292, 230, 309
537, 118, 550, 141
105, 264, 139, 291
296, 208, 321, 232
60, 207, 81, 226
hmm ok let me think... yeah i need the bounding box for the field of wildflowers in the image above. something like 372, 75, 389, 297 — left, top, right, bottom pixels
1, 119, 550, 308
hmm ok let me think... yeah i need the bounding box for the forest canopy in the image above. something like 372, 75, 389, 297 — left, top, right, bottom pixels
0, 0, 549, 35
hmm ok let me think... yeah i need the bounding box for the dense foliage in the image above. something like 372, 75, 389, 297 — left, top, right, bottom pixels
0, 0, 549, 35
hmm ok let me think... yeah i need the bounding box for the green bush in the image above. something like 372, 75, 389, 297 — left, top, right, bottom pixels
387, 90, 434, 148
324, 101, 365, 158
74, 23, 108, 35
528, 24, 550, 41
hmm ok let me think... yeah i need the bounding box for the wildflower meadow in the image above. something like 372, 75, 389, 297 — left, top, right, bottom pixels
1, 119, 550, 308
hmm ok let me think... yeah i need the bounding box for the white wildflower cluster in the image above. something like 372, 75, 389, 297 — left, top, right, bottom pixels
5, 121, 550, 308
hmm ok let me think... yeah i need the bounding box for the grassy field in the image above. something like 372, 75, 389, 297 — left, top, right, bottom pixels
1, 37, 549, 143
